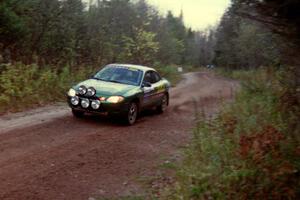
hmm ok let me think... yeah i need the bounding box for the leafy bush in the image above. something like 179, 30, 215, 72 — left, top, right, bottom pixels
162, 68, 300, 199
0, 63, 93, 113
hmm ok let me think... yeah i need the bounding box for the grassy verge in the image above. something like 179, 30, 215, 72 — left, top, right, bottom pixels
0, 63, 94, 113
161, 68, 300, 199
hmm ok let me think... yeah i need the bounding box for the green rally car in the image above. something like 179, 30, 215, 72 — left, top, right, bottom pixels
67, 64, 170, 125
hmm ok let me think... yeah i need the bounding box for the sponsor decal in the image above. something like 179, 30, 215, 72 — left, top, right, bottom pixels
115, 65, 139, 72
155, 84, 166, 93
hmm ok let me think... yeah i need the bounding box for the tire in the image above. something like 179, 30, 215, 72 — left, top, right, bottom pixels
157, 93, 168, 114
72, 109, 84, 118
125, 102, 138, 125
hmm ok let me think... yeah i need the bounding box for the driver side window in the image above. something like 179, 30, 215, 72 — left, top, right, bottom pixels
144, 71, 161, 84
152, 71, 161, 83
144, 72, 152, 83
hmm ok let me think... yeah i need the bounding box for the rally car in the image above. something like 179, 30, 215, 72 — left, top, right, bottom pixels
67, 64, 170, 125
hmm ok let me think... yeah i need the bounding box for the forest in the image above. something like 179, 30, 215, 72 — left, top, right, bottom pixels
0, 0, 215, 67
0, 0, 300, 199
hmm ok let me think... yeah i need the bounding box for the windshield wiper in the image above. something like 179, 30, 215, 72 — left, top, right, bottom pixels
91, 77, 107, 81
108, 80, 123, 84
91, 77, 124, 84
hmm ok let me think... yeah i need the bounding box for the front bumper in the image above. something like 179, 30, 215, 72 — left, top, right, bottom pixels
67, 96, 129, 116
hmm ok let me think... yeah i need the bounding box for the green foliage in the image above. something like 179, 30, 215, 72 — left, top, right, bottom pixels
0, 0, 211, 68
214, 7, 280, 70
0, 63, 93, 113
0, 1, 27, 45
162, 68, 300, 199
155, 11, 187, 65
119, 28, 159, 65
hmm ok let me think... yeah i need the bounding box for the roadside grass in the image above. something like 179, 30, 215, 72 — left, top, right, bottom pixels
129, 154, 185, 200
160, 160, 177, 170
0, 63, 94, 114
161, 67, 300, 199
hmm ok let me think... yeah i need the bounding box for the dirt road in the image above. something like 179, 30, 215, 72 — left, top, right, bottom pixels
0, 72, 238, 200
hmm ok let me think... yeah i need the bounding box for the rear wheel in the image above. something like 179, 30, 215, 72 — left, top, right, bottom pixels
157, 94, 168, 113
72, 109, 84, 118
125, 102, 138, 125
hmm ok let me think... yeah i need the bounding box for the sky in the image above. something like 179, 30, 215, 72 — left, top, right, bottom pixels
147, 0, 231, 30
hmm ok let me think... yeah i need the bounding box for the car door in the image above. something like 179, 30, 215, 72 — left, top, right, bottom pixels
150, 71, 165, 105
142, 71, 157, 107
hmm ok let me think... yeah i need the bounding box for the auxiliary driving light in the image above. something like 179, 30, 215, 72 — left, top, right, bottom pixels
71, 96, 79, 106
87, 87, 96, 96
78, 85, 87, 95
68, 88, 76, 97
81, 98, 90, 108
91, 100, 101, 110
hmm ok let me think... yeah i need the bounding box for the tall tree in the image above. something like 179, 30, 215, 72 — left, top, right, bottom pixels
214, 5, 280, 70
0, 0, 205, 68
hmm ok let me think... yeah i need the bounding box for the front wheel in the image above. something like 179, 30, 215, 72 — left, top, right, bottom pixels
125, 102, 138, 125
72, 109, 84, 118
156, 94, 168, 114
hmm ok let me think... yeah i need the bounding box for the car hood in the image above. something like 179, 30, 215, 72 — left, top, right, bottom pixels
74, 79, 137, 96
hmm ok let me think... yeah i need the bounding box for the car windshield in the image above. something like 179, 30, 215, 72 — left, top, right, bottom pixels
92, 66, 143, 86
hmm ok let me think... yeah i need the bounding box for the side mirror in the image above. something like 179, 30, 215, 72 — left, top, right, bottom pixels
142, 82, 152, 88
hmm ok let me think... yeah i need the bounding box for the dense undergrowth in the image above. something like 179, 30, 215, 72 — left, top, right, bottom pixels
0, 63, 94, 113
0, 63, 182, 114
162, 68, 300, 199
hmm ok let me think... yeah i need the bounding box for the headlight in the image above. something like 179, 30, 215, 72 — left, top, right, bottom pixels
99, 97, 106, 101
86, 87, 96, 96
70, 96, 79, 105
106, 96, 124, 103
68, 88, 76, 97
81, 98, 90, 108
78, 85, 87, 95
91, 100, 101, 109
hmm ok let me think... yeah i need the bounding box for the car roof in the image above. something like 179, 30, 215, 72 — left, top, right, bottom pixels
108, 64, 155, 72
